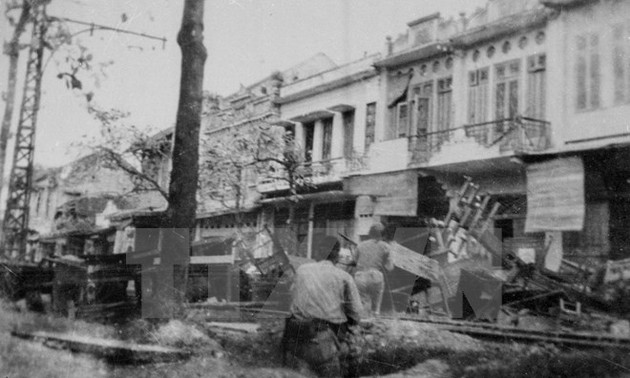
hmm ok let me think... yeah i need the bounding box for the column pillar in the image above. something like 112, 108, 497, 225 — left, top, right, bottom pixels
312, 119, 324, 162
354, 104, 366, 155
294, 122, 305, 150
331, 112, 344, 159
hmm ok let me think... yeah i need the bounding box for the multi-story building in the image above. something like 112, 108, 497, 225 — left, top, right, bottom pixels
27, 152, 140, 260
341, 1, 554, 253
409, 0, 553, 251
29, 153, 137, 235
525, 0, 630, 267
343, 12, 462, 240
344, 0, 630, 270
196, 53, 337, 261
260, 54, 381, 258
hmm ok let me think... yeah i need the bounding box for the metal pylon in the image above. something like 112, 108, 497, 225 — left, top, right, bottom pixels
2, 5, 47, 260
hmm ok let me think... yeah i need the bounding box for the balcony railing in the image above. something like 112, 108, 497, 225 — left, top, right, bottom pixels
409, 117, 551, 165
257, 157, 345, 193
464, 117, 550, 152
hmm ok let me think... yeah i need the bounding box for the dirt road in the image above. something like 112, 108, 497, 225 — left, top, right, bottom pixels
3, 300, 630, 378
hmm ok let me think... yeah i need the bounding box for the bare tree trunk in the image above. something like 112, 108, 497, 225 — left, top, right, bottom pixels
286, 173, 298, 255
166, 0, 207, 228
0, 1, 32, 190
157, 0, 206, 317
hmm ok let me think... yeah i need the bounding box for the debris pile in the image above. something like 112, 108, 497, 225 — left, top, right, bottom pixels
413, 178, 630, 341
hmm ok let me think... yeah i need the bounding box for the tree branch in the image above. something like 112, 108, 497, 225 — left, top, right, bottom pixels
96, 147, 169, 201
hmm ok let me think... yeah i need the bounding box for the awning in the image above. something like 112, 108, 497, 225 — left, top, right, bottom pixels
387, 70, 414, 108
196, 206, 260, 220
525, 156, 585, 232
259, 190, 354, 205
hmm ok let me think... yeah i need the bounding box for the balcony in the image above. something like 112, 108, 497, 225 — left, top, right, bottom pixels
465, 117, 550, 152
257, 157, 346, 193
409, 117, 551, 166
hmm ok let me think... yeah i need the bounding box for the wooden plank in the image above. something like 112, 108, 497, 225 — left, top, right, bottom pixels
206, 322, 260, 334
190, 255, 234, 265
389, 241, 443, 283
11, 330, 190, 363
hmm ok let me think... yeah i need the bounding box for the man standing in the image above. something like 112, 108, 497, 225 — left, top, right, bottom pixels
283, 236, 362, 377
354, 222, 394, 316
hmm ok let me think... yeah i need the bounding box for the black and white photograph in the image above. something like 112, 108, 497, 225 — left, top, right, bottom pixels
1, 0, 630, 376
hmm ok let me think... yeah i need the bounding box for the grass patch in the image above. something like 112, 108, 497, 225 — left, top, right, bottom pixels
0, 328, 109, 378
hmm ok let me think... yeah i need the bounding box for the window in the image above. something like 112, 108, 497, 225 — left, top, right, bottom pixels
322, 118, 333, 160
396, 102, 409, 138
412, 81, 433, 135
387, 72, 412, 140
342, 110, 355, 159
612, 24, 630, 104
576, 33, 600, 110
365, 102, 376, 149
468, 68, 489, 123
304, 122, 314, 162
436, 77, 453, 131
495, 60, 521, 120
526, 53, 546, 119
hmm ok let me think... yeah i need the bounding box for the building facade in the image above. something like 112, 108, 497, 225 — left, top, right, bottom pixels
194, 54, 338, 266
527, 0, 630, 267
27, 153, 139, 260
263, 54, 382, 258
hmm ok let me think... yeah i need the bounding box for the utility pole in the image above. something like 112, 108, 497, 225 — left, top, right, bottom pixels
2, 3, 46, 259
1, 4, 166, 261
